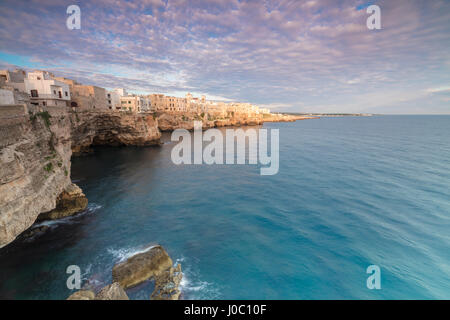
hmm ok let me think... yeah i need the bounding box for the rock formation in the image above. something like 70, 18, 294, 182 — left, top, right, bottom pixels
112, 245, 174, 289
67, 283, 129, 300
0, 107, 162, 248
67, 245, 181, 300
67, 290, 96, 300
94, 283, 129, 300
156, 112, 264, 131
70, 111, 161, 156
151, 263, 183, 300
37, 183, 88, 221
0, 105, 72, 248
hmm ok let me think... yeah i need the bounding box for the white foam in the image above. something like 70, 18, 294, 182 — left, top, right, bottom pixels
107, 244, 157, 263
31, 203, 102, 229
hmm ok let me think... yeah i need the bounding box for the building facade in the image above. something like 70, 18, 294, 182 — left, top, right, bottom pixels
24, 71, 71, 107
54, 77, 107, 110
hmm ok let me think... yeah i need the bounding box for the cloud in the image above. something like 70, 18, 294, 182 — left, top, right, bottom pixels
0, 0, 449, 113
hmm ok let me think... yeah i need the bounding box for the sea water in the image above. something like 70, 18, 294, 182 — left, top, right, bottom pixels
0, 115, 449, 299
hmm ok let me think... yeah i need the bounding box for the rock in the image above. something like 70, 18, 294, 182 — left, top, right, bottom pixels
95, 283, 129, 300
0, 106, 72, 248
20, 225, 49, 239
151, 264, 183, 300
37, 183, 88, 221
70, 111, 161, 156
112, 245, 173, 289
67, 290, 95, 300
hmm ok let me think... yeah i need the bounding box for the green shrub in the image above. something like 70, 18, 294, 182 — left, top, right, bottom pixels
44, 162, 53, 173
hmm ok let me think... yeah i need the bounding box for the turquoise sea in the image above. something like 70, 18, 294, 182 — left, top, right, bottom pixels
0, 115, 449, 299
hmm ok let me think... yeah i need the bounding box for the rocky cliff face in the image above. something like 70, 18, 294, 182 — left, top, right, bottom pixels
0, 107, 162, 248
156, 112, 312, 131
156, 112, 264, 131
70, 111, 161, 155
0, 105, 72, 248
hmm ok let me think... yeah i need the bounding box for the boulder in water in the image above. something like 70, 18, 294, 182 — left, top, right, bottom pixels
112, 245, 173, 289
37, 183, 88, 221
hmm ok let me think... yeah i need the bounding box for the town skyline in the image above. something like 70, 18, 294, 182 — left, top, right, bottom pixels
0, 0, 449, 114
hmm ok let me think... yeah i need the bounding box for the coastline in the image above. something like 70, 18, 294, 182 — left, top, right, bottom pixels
0, 106, 313, 249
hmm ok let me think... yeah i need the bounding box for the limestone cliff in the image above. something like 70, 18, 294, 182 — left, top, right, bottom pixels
156, 112, 312, 131
156, 112, 264, 131
0, 105, 72, 248
70, 111, 161, 156
0, 107, 162, 248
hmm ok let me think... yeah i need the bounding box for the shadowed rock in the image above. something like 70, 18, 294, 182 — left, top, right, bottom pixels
37, 183, 88, 221
151, 264, 183, 300
95, 283, 129, 300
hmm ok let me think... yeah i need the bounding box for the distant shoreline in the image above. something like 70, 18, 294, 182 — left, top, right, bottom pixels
283, 113, 374, 117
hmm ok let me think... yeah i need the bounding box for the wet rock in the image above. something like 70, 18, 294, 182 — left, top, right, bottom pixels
67, 290, 95, 300
95, 283, 129, 300
20, 225, 49, 239
37, 183, 88, 221
112, 245, 173, 289
151, 264, 183, 300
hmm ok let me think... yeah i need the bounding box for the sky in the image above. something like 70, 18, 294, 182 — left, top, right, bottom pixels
0, 0, 449, 114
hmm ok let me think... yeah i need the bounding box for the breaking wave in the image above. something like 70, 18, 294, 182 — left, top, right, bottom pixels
32, 203, 102, 229
107, 244, 158, 263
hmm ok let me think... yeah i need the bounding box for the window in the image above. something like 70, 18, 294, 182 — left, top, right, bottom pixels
30, 89, 38, 97
128, 101, 131, 104
108, 100, 111, 104
65, 91, 68, 97
42, 101, 46, 106
54, 90, 57, 95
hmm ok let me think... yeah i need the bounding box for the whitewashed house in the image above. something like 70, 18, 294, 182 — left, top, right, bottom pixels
24, 71, 71, 107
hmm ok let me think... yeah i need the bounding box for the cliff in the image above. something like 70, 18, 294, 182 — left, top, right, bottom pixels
70, 111, 161, 155
0, 107, 162, 248
156, 112, 264, 131
0, 105, 72, 248
0, 106, 305, 248
156, 112, 313, 131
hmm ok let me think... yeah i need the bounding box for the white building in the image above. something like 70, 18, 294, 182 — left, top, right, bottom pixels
106, 90, 121, 110
24, 71, 71, 107
0, 88, 15, 105
114, 88, 128, 97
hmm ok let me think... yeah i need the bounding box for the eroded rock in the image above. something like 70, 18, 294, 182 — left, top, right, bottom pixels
37, 183, 88, 221
112, 245, 173, 289
151, 264, 183, 300
95, 283, 129, 300
67, 290, 95, 300
0, 106, 72, 248
70, 111, 161, 156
